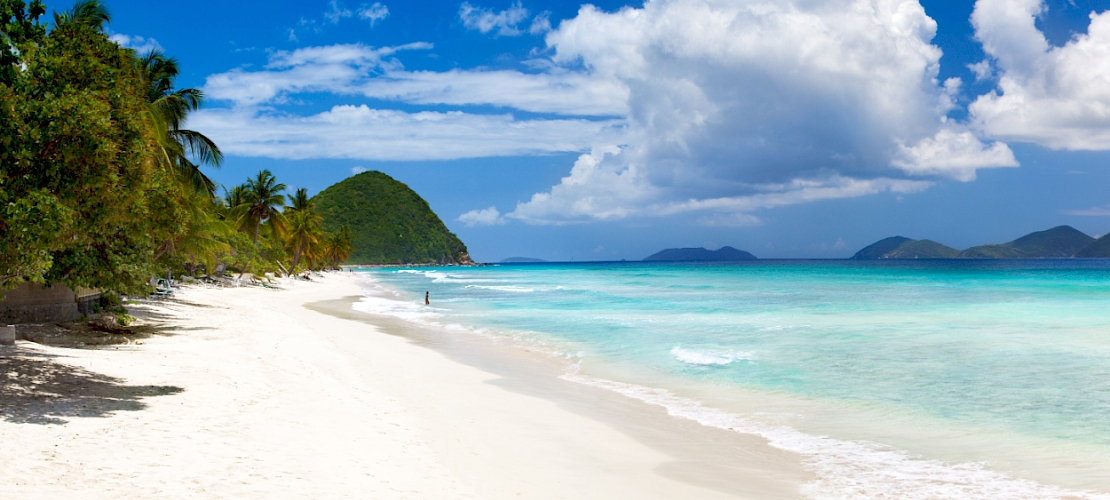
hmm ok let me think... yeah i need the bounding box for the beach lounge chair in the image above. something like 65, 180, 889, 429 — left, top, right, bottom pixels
149, 277, 174, 298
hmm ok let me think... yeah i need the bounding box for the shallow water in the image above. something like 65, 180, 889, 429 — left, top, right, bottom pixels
354, 260, 1110, 498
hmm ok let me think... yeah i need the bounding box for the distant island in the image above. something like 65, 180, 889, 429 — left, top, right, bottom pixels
501, 257, 547, 263
853, 226, 1110, 259
314, 171, 473, 265
644, 246, 757, 262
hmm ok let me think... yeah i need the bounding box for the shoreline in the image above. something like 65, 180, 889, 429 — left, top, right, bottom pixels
0, 272, 809, 498
357, 265, 1110, 499
305, 294, 813, 497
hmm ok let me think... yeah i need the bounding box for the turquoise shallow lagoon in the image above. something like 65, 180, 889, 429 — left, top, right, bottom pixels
355, 260, 1110, 498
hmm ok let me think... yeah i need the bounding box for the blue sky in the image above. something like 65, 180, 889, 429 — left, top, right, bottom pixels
41, 0, 1110, 261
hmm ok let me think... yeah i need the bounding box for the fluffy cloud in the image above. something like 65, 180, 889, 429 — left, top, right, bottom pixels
203, 43, 626, 115
459, 2, 530, 36
892, 127, 1018, 181
969, 0, 1110, 149
109, 33, 162, 53
200, 0, 1031, 227
458, 207, 506, 226
504, 149, 933, 224
502, 0, 1016, 224
529, 11, 552, 35
358, 3, 389, 25
188, 106, 623, 161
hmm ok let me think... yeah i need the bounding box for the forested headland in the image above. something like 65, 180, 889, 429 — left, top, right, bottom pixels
0, 0, 353, 297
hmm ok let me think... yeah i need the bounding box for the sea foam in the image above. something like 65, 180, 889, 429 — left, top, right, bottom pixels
561, 373, 1110, 500
670, 346, 752, 365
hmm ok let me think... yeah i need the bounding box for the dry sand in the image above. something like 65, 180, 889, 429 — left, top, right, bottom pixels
0, 273, 809, 499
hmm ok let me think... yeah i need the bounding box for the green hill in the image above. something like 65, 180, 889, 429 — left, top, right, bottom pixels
959, 226, 1093, 258
852, 237, 959, 259
312, 171, 472, 265
1075, 233, 1110, 258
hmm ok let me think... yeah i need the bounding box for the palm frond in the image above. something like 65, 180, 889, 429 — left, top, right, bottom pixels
170, 128, 223, 167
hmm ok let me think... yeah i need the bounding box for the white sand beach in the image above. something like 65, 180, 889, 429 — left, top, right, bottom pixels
0, 273, 809, 499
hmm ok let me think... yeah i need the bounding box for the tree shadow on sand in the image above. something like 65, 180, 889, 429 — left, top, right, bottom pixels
0, 347, 183, 425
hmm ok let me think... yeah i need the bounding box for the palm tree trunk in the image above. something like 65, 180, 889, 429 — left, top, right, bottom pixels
291, 243, 304, 274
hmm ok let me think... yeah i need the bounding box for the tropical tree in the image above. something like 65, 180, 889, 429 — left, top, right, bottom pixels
285, 209, 323, 272
288, 187, 313, 211
0, 0, 47, 86
232, 169, 287, 245
221, 184, 246, 211
0, 8, 179, 294
51, 0, 107, 29
323, 226, 354, 269
154, 190, 232, 276
137, 49, 222, 195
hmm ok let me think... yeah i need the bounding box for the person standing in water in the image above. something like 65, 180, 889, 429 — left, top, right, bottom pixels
425, 291, 430, 305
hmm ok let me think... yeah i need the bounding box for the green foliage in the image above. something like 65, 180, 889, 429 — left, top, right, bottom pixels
230, 169, 287, 245
285, 206, 322, 272
312, 171, 470, 264
0, 20, 179, 294
52, 0, 108, 30
0, 0, 46, 86
137, 49, 222, 196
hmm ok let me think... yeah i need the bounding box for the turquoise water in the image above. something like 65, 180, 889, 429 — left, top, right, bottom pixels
354, 260, 1110, 498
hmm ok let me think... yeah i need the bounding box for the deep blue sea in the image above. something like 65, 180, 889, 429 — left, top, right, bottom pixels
353, 260, 1110, 499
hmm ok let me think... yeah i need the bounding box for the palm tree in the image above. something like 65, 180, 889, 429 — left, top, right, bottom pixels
288, 188, 314, 211
233, 170, 287, 245
53, 0, 109, 29
324, 226, 354, 269
222, 184, 247, 211
137, 50, 223, 195
286, 209, 323, 273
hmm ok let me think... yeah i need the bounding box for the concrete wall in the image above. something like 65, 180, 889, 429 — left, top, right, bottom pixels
0, 283, 81, 324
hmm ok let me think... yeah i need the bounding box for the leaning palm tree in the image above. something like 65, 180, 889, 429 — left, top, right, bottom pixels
137, 50, 223, 195
285, 209, 323, 273
232, 170, 287, 245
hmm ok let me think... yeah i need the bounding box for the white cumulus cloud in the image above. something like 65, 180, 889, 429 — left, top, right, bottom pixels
459, 207, 506, 226
969, 0, 1110, 150
892, 127, 1018, 181
506, 0, 1016, 224
196, 0, 1036, 227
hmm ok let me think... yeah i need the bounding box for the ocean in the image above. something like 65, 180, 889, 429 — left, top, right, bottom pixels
352, 260, 1110, 499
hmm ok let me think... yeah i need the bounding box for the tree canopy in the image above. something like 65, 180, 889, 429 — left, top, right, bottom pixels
0, 8, 179, 293
312, 171, 470, 265
0, 0, 356, 294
